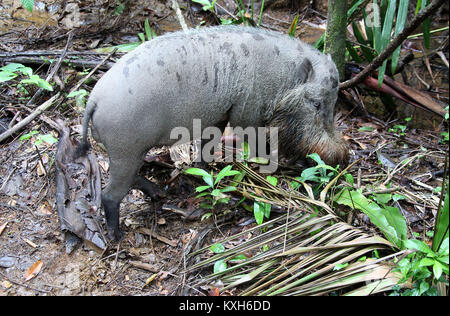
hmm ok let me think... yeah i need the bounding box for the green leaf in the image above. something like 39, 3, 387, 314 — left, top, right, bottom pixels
1, 63, 27, 72
217, 197, 230, 204
185, 167, 210, 177
229, 254, 247, 263
346, 41, 363, 63
266, 176, 277, 187
391, 0, 409, 73
20, 75, 53, 91
195, 185, 211, 193
263, 202, 271, 219
348, 0, 367, 17
313, 33, 325, 51
219, 186, 237, 193
210, 243, 225, 253
432, 189, 449, 252
433, 261, 443, 280
393, 194, 406, 202
307, 153, 325, 165
214, 165, 241, 185
196, 192, 211, 198
67, 89, 89, 107
334, 189, 406, 248
437, 237, 449, 256
358, 126, 375, 132
213, 259, 227, 274
333, 263, 349, 271
344, 173, 354, 186
418, 257, 435, 267
372, 193, 392, 204
377, 0, 396, 86
19, 130, 39, 141
38, 134, 57, 145
241, 141, 250, 161
419, 280, 430, 295
200, 202, 214, 209
288, 14, 300, 37
0, 71, 18, 82
254, 202, 265, 225
421, 0, 431, 48
351, 22, 376, 62
372, 0, 382, 53
21, 0, 34, 12
404, 239, 434, 256
137, 33, 146, 43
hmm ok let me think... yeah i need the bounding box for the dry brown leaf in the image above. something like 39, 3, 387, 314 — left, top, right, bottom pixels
37, 161, 45, 176
24, 238, 38, 248
2, 280, 12, 289
208, 287, 220, 296
38, 202, 53, 215
0, 222, 7, 235
143, 273, 158, 287
25, 260, 43, 281
157, 218, 166, 225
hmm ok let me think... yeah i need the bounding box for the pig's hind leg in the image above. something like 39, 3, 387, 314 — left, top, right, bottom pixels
102, 152, 145, 241
132, 175, 165, 200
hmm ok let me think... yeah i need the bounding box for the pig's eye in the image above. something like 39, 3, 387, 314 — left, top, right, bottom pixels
312, 101, 321, 109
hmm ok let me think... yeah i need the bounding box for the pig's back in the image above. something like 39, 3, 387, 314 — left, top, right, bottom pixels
89, 26, 316, 144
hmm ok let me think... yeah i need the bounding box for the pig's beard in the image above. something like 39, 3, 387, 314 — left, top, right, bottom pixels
267, 107, 349, 167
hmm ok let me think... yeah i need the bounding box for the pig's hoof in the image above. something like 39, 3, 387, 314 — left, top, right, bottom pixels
152, 188, 166, 201
107, 228, 124, 242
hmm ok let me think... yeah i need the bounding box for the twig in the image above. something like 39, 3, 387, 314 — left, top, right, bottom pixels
0, 93, 60, 143
26, 32, 73, 108
339, 0, 447, 90
171, 0, 188, 32
69, 48, 117, 94
0, 271, 51, 294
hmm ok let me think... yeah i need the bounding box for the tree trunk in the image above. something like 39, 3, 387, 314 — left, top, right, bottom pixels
323, 0, 347, 80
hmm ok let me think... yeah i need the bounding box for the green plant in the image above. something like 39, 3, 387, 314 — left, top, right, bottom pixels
441, 106, 449, 143
0, 63, 53, 92
114, 1, 125, 15
185, 165, 241, 210
334, 187, 407, 249
253, 175, 277, 225
192, 0, 217, 11
21, 0, 34, 12
209, 242, 249, 273
392, 237, 449, 296
388, 117, 411, 136
192, 0, 265, 26
315, 0, 432, 86
138, 18, 157, 43
95, 19, 157, 53
290, 153, 339, 196
20, 130, 58, 146
67, 89, 89, 109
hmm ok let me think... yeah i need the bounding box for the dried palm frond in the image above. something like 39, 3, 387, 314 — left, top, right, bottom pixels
185, 161, 408, 296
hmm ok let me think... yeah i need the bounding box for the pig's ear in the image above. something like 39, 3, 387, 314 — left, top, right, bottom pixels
296, 58, 314, 84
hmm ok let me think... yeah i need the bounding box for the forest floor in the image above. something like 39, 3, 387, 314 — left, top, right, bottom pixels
0, 0, 448, 296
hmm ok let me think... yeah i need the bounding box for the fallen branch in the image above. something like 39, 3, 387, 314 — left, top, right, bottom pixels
0, 93, 60, 143
0, 53, 115, 71
339, 0, 447, 90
